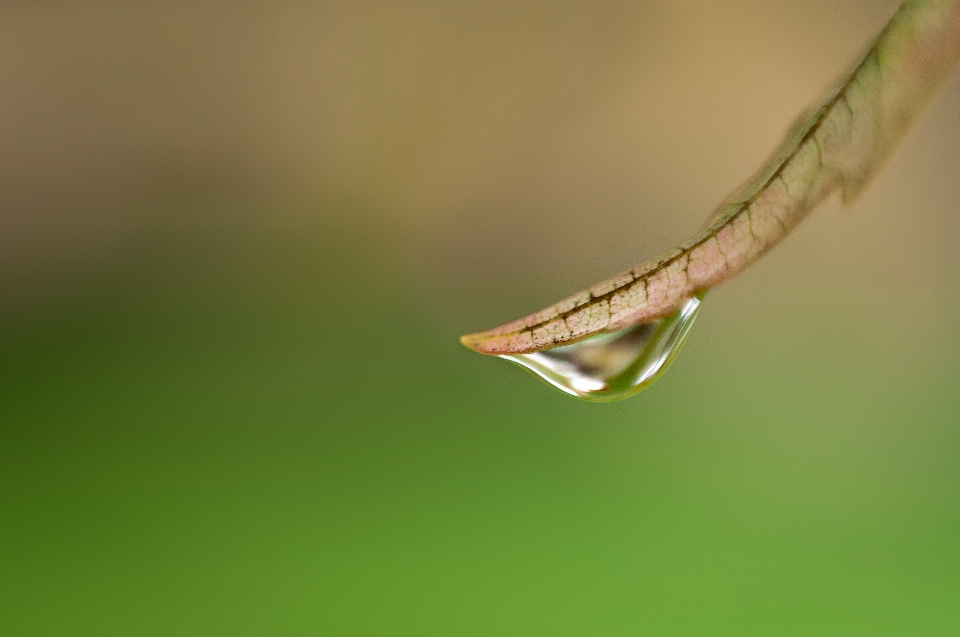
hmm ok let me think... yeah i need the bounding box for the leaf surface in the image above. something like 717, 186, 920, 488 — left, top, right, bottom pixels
462, 0, 960, 355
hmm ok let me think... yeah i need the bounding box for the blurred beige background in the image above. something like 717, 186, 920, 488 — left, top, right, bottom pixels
6, 0, 958, 309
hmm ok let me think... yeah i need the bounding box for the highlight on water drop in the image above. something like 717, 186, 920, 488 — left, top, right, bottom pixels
496, 294, 704, 402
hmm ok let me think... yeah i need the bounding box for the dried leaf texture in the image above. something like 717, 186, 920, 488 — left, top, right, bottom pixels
462, 0, 960, 355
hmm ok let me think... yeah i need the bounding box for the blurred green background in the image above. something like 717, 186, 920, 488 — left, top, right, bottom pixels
3, 1, 960, 634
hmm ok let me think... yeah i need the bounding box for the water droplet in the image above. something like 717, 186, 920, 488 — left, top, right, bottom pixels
498, 294, 704, 402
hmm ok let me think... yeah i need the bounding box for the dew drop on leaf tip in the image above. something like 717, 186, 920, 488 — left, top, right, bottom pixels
498, 293, 705, 402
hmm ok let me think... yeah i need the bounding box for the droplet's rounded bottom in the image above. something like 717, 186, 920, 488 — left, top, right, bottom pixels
498, 294, 704, 402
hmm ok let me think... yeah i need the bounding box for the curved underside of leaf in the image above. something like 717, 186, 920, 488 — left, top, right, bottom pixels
462, 0, 960, 356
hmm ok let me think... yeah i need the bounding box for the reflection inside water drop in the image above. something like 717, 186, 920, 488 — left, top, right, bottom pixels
499, 294, 704, 402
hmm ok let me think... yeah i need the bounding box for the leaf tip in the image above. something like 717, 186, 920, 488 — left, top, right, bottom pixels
459, 332, 482, 352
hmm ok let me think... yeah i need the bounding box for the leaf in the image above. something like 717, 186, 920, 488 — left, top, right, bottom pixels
462, 0, 960, 356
